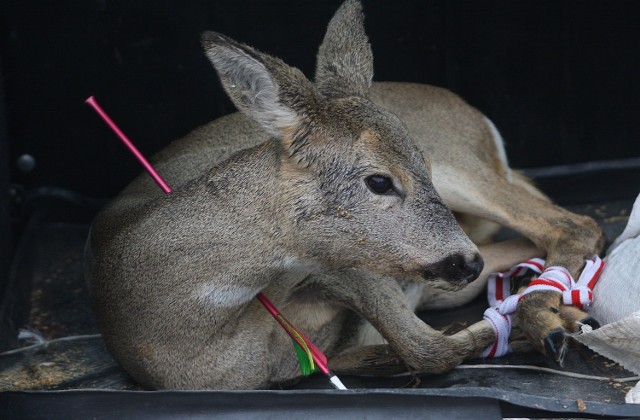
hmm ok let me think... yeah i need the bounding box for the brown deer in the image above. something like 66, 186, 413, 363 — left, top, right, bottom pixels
85, 0, 603, 389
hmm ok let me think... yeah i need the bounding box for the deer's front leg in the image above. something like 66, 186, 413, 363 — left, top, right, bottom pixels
438, 169, 604, 362
506, 208, 603, 360
324, 270, 496, 374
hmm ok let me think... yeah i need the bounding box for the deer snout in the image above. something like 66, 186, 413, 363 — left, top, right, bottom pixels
462, 254, 484, 282
422, 253, 484, 284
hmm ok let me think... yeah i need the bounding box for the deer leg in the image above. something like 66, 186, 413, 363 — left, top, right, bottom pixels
435, 166, 604, 362
329, 344, 406, 376
319, 269, 496, 375
559, 305, 600, 332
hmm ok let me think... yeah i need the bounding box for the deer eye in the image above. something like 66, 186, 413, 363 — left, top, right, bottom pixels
365, 175, 395, 195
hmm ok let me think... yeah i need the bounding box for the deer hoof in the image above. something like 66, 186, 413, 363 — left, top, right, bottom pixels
544, 327, 567, 366
579, 316, 600, 330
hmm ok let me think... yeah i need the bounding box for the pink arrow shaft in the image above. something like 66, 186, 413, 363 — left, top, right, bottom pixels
85, 96, 172, 194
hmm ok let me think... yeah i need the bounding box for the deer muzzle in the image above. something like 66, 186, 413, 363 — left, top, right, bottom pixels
422, 253, 484, 284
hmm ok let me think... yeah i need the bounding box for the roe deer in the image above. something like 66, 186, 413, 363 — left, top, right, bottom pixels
85, 0, 603, 389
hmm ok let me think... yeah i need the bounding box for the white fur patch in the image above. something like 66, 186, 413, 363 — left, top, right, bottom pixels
198, 284, 262, 308
279, 255, 308, 272
286, 300, 338, 330
354, 321, 387, 346
403, 282, 425, 311
484, 116, 512, 181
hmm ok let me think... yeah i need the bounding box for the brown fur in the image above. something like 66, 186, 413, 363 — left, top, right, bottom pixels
85, 0, 602, 389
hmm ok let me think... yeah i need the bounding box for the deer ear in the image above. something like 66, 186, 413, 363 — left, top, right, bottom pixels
315, 0, 373, 99
201, 32, 317, 138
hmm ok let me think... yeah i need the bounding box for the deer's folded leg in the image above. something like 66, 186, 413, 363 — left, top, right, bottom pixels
322, 269, 496, 374
436, 167, 603, 363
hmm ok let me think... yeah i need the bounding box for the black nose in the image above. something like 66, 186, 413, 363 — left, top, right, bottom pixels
422, 253, 484, 282
461, 254, 484, 282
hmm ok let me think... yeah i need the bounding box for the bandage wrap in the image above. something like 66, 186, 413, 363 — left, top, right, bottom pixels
482, 255, 605, 358
482, 307, 512, 358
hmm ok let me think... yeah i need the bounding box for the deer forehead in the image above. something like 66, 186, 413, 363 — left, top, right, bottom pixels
338, 100, 425, 167
355, 128, 428, 183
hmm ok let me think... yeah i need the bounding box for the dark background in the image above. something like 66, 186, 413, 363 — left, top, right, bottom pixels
1, 0, 640, 286
2, 0, 640, 197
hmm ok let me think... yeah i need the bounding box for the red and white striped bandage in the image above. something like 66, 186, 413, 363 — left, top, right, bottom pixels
483, 258, 543, 358
482, 307, 512, 358
563, 255, 606, 309
519, 255, 605, 310
487, 258, 545, 309
483, 255, 605, 358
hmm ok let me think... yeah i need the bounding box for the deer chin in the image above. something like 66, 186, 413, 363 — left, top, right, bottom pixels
426, 277, 470, 292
